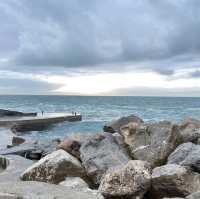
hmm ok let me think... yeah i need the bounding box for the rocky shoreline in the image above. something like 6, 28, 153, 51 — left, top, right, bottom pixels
1, 113, 200, 198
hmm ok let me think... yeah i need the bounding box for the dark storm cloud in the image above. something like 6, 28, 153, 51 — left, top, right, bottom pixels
1, 0, 200, 73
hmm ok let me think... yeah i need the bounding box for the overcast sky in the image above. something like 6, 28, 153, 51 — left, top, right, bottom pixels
0, 0, 200, 96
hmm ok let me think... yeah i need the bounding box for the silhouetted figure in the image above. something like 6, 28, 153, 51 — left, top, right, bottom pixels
75, 112, 77, 116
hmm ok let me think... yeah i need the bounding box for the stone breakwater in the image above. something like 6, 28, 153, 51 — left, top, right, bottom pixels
1, 114, 200, 198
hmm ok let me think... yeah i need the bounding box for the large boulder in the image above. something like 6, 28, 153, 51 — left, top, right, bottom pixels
121, 121, 182, 167
179, 118, 200, 143
57, 139, 81, 159
80, 133, 130, 186
99, 160, 151, 198
152, 164, 200, 198
103, 115, 143, 133
21, 149, 85, 184
0, 181, 104, 199
168, 142, 200, 172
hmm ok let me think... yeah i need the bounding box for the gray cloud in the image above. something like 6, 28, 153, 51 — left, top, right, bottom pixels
0, 77, 60, 94
107, 86, 200, 97
189, 70, 200, 78
0, 0, 200, 73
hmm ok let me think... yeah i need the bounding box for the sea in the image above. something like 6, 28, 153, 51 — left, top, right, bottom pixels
1, 95, 200, 145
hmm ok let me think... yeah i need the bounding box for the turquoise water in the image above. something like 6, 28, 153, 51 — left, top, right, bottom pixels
0, 95, 200, 143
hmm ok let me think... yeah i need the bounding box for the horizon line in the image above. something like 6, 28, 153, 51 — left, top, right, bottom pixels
0, 94, 200, 98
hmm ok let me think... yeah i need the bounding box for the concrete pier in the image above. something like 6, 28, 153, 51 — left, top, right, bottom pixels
0, 113, 82, 132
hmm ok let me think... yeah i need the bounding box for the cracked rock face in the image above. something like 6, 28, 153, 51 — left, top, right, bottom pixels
80, 133, 130, 186
21, 149, 85, 184
99, 160, 151, 198
152, 164, 200, 198
167, 142, 200, 172
120, 121, 182, 167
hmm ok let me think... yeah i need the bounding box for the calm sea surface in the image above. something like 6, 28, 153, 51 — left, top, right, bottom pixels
0, 95, 200, 143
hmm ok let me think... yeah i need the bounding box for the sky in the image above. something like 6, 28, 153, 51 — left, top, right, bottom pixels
0, 0, 200, 96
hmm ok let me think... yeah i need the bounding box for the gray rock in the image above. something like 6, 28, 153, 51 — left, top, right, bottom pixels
162, 198, 184, 199
0, 143, 36, 157
103, 115, 143, 133
168, 142, 200, 172
59, 177, 89, 190
59, 176, 102, 196
186, 192, 200, 199
99, 160, 151, 198
80, 133, 130, 186
112, 132, 128, 149
0, 128, 16, 150
0, 109, 36, 117
36, 138, 61, 157
0, 192, 22, 199
0, 181, 104, 199
179, 118, 200, 143
0, 155, 9, 171
152, 164, 200, 198
0, 139, 60, 160
12, 137, 26, 146
0, 155, 33, 183
121, 121, 182, 167
21, 149, 85, 184
57, 139, 81, 159
11, 122, 50, 133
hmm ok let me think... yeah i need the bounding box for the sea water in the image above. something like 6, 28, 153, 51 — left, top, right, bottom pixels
0, 95, 200, 143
